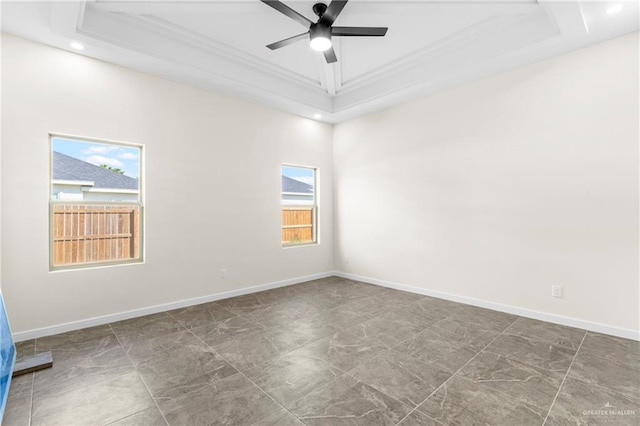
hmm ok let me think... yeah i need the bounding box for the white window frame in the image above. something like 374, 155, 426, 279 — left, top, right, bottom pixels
281, 164, 318, 247
49, 134, 144, 271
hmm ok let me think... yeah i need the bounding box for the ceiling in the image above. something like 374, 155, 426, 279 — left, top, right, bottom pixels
2, 1, 638, 123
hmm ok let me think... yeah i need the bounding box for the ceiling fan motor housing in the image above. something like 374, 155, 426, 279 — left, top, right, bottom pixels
310, 23, 331, 41
312, 3, 328, 18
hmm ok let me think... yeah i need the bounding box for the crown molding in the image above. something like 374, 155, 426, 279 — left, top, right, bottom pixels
2, 0, 637, 123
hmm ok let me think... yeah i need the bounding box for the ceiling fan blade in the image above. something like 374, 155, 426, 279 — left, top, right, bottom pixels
319, 0, 348, 26
323, 47, 337, 64
266, 32, 309, 50
260, 0, 313, 28
332, 26, 388, 37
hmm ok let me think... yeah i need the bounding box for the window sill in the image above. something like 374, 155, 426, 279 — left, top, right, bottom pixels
281, 242, 319, 249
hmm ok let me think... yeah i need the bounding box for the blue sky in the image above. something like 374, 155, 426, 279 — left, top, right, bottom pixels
282, 165, 314, 187
52, 137, 140, 178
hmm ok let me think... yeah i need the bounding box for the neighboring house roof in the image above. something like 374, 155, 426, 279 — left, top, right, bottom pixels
53, 151, 138, 190
282, 176, 313, 194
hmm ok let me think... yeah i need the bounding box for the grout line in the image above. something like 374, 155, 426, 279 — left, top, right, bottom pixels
108, 323, 171, 426
394, 316, 518, 425
27, 371, 35, 426
541, 330, 588, 425
27, 339, 36, 426
165, 310, 304, 425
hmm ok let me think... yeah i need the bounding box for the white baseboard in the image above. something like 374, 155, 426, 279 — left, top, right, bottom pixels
335, 271, 640, 341
14, 270, 639, 342
12, 271, 334, 342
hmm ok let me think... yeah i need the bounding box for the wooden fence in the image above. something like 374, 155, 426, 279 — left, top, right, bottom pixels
282, 208, 314, 245
52, 204, 140, 266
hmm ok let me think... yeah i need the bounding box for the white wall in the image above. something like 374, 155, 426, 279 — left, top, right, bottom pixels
3, 32, 638, 339
334, 33, 639, 335
1, 34, 334, 334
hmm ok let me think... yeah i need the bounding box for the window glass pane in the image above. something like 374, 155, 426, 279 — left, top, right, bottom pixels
52, 137, 140, 202
50, 136, 142, 269
281, 165, 314, 206
52, 204, 140, 267
281, 165, 316, 246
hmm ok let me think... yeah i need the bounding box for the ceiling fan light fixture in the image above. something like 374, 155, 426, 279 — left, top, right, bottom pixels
261, 0, 388, 64
310, 24, 332, 52
310, 36, 332, 51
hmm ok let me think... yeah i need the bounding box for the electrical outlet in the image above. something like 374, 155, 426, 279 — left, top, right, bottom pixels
551, 285, 563, 298
220, 269, 228, 279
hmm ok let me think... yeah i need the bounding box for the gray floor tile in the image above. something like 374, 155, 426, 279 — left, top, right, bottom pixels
244, 348, 342, 408
215, 293, 278, 315
348, 349, 451, 407
255, 407, 303, 425
302, 329, 391, 372
348, 310, 432, 348
580, 332, 640, 366
568, 349, 640, 401
377, 288, 425, 307
327, 296, 387, 320
31, 371, 154, 426
107, 407, 167, 425
450, 305, 517, 331
308, 280, 385, 303
311, 306, 374, 330
275, 297, 341, 318
122, 328, 203, 365
260, 316, 338, 349
399, 301, 449, 326
458, 350, 564, 413
36, 324, 115, 351
212, 329, 294, 371
135, 337, 236, 399
427, 316, 501, 351
397, 410, 443, 426
545, 377, 640, 426
15, 340, 35, 362
7, 372, 33, 399
110, 313, 184, 347
157, 373, 283, 426
289, 374, 412, 425
394, 329, 477, 373
417, 375, 547, 425
3, 395, 32, 426
323, 281, 383, 304
190, 315, 265, 348
33, 333, 133, 395
506, 317, 586, 350
167, 302, 237, 330
240, 302, 311, 328
4, 374, 33, 426
412, 297, 464, 318
484, 333, 576, 373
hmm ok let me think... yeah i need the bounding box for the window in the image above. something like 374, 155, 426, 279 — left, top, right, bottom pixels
281, 165, 317, 246
50, 135, 143, 270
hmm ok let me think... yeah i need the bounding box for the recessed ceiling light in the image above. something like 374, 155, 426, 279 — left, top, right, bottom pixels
313, 113, 322, 120
606, 4, 623, 14
70, 41, 85, 51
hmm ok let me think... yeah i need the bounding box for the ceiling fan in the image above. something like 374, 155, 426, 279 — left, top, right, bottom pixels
260, 0, 388, 64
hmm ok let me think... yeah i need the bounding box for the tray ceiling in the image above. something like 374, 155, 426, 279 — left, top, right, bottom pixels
2, 1, 638, 122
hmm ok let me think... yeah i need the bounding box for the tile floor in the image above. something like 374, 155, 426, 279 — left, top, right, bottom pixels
5, 277, 639, 425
